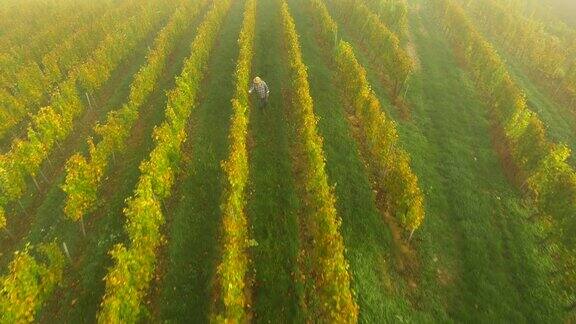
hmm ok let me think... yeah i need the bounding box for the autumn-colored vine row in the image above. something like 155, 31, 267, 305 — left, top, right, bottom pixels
211, 0, 256, 322
308, 0, 423, 244
334, 40, 425, 237
0, 242, 65, 323
0, 0, 171, 231
458, 0, 576, 104
97, 0, 233, 321
62, 0, 207, 233
363, 0, 408, 40
432, 0, 576, 307
280, 1, 358, 321
326, 0, 413, 99
0, 0, 144, 140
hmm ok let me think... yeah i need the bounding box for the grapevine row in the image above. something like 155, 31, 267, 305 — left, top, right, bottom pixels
334, 40, 425, 237
326, 0, 413, 99
280, 1, 358, 321
40, 0, 147, 90
0, 242, 65, 323
0, 0, 171, 231
62, 0, 207, 232
523, 1, 576, 45
97, 0, 233, 320
308, 0, 337, 47
10, 1, 111, 62
308, 0, 423, 247
458, 0, 576, 105
211, 0, 256, 321
306, 0, 424, 237
0, 0, 109, 87
363, 0, 408, 40
0, 0, 146, 140
432, 0, 576, 305
0, 0, 93, 53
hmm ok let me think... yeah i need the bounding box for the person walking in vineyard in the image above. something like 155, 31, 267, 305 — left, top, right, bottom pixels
249, 76, 269, 109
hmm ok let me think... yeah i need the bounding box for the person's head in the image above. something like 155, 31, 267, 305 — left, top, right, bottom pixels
253, 76, 262, 84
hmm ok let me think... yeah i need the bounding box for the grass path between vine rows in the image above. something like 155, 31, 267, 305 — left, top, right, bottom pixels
243, 0, 303, 321
152, 0, 244, 321
399, 3, 560, 321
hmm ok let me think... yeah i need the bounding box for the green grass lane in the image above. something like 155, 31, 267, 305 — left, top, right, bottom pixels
332, 0, 561, 321
155, 0, 244, 321
244, 0, 302, 321
34, 7, 210, 321
402, 5, 560, 322
287, 0, 428, 322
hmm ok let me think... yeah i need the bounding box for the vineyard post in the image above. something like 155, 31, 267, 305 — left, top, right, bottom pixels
162, 202, 170, 218
55, 140, 64, 153
403, 76, 411, 99
39, 169, 49, 183
32, 176, 41, 191
4, 226, 14, 239
333, 29, 338, 49
80, 215, 86, 237
90, 92, 98, 109
360, 18, 370, 43
63, 241, 72, 263
17, 200, 28, 216
86, 92, 93, 110
554, 79, 562, 95
46, 155, 54, 167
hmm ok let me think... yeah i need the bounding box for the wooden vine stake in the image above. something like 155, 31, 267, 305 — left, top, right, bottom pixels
86, 92, 93, 110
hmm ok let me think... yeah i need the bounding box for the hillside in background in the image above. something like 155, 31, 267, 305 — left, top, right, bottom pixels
0, 0, 574, 322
